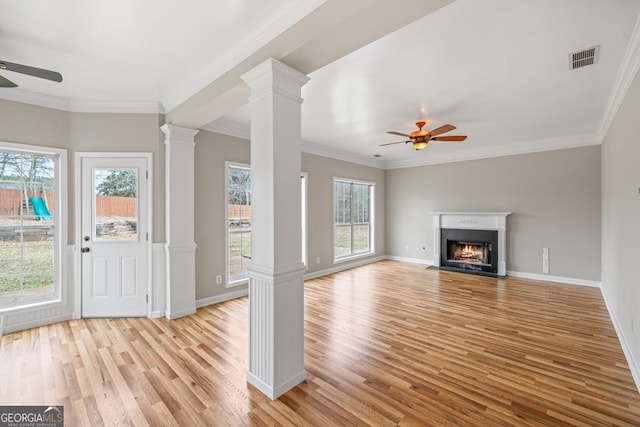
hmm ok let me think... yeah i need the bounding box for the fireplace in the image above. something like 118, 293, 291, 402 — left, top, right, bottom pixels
432, 212, 510, 277
440, 228, 498, 275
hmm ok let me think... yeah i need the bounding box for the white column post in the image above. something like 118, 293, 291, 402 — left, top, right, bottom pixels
160, 124, 199, 320
241, 58, 309, 399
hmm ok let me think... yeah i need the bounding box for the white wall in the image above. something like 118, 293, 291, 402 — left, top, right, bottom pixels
601, 69, 640, 384
385, 146, 602, 282
194, 131, 251, 301
193, 130, 386, 302
0, 99, 164, 332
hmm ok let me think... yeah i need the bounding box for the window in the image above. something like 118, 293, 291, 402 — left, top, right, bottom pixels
227, 163, 252, 284
301, 172, 308, 268
334, 179, 374, 261
0, 143, 65, 310
226, 163, 308, 285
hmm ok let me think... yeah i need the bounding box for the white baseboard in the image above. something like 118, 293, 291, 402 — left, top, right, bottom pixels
385, 256, 433, 266
247, 369, 306, 400
384, 258, 600, 287
600, 287, 640, 394
196, 288, 248, 308
165, 307, 196, 320
506, 271, 601, 288
304, 255, 386, 280
2, 313, 74, 335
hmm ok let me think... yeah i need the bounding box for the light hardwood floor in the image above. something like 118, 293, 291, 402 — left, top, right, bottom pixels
1, 260, 639, 426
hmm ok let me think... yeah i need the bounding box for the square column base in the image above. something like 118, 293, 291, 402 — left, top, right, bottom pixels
247, 263, 306, 400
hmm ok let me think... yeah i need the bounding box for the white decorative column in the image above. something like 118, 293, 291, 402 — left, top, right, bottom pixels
160, 124, 199, 319
241, 58, 309, 399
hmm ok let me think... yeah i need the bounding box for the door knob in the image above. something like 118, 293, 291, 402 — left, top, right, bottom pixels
81, 247, 90, 253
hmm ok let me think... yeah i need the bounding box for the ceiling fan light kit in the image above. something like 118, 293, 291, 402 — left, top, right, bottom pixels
412, 140, 429, 150
382, 120, 467, 151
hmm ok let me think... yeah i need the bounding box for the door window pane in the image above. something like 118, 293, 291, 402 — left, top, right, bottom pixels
93, 168, 138, 241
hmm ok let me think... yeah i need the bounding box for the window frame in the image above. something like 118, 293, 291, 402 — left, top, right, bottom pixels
0, 141, 67, 314
301, 172, 308, 270
225, 161, 252, 287
225, 163, 309, 286
332, 177, 375, 263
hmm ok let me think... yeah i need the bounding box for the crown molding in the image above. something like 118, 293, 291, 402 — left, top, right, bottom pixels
69, 100, 165, 114
201, 118, 385, 169
300, 140, 386, 169
383, 133, 603, 169
0, 88, 70, 111
203, 119, 602, 170
162, 0, 327, 112
201, 117, 251, 140
0, 88, 164, 114
599, 15, 640, 138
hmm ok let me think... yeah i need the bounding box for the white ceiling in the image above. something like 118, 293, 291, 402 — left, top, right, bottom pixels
2, 0, 640, 169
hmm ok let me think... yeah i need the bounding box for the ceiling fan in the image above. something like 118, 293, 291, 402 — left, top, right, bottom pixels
381, 121, 467, 150
0, 60, 63, 88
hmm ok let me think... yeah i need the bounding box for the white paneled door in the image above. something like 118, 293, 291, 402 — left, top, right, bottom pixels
81, 156, 149, 317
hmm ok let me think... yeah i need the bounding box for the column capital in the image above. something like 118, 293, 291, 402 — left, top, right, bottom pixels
241, 58, 310, 103
160, 124, 200, 145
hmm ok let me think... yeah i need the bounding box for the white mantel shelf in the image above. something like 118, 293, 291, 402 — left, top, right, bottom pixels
432, 212, 512, 276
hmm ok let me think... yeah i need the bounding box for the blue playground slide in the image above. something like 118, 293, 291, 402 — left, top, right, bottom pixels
29, 197, 53, 220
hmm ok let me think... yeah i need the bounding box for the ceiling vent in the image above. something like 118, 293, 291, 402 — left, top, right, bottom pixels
569, 45, 600, 70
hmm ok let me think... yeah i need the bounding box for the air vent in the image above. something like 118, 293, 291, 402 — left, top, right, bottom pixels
569, 45, 600, 70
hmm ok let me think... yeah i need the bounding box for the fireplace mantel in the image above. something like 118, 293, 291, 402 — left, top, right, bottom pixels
432, 212, 511, 276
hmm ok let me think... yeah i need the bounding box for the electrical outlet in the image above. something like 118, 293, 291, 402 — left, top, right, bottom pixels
405, 246, 410, 252
216, 275, 222, 285
316, 257, 321, 264
542, 247, 549, 274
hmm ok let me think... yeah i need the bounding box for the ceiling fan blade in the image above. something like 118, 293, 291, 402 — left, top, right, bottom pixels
431, 135, 467, 142
387, 131, 411, 138
429, 124, 456, 137
379, 140, 408, 146
0, 60, 63, 82
0, 74, 18, 88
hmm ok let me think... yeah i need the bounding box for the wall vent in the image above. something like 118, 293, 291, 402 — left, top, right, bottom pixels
569, 45, 600, 70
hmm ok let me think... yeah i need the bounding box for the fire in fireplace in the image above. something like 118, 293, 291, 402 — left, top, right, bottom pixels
440, 228, 499, 276
448, 241, 490, 265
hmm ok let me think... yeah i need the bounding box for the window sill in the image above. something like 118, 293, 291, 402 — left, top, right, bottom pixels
0, 297, 62, 316
226, 278, 248, 288
334, 251, 375, 264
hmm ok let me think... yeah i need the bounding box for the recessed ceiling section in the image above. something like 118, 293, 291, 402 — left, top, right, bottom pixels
1, 0, 639, 168
207, 0, 640, 168
0, 0, 293, 107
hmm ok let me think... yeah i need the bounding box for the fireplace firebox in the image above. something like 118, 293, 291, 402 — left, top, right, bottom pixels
440, 228, 499, 276
432, 212, 510, 277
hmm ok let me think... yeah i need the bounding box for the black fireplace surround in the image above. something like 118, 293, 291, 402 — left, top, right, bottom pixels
440, 228, 499, 277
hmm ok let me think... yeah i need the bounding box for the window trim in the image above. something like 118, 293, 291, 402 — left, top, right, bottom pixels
225, 164, 309, 286
0, 141, 67, 314
332, 177, 375, 264
301, 172, 308, 270
74, 152, 153, 318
